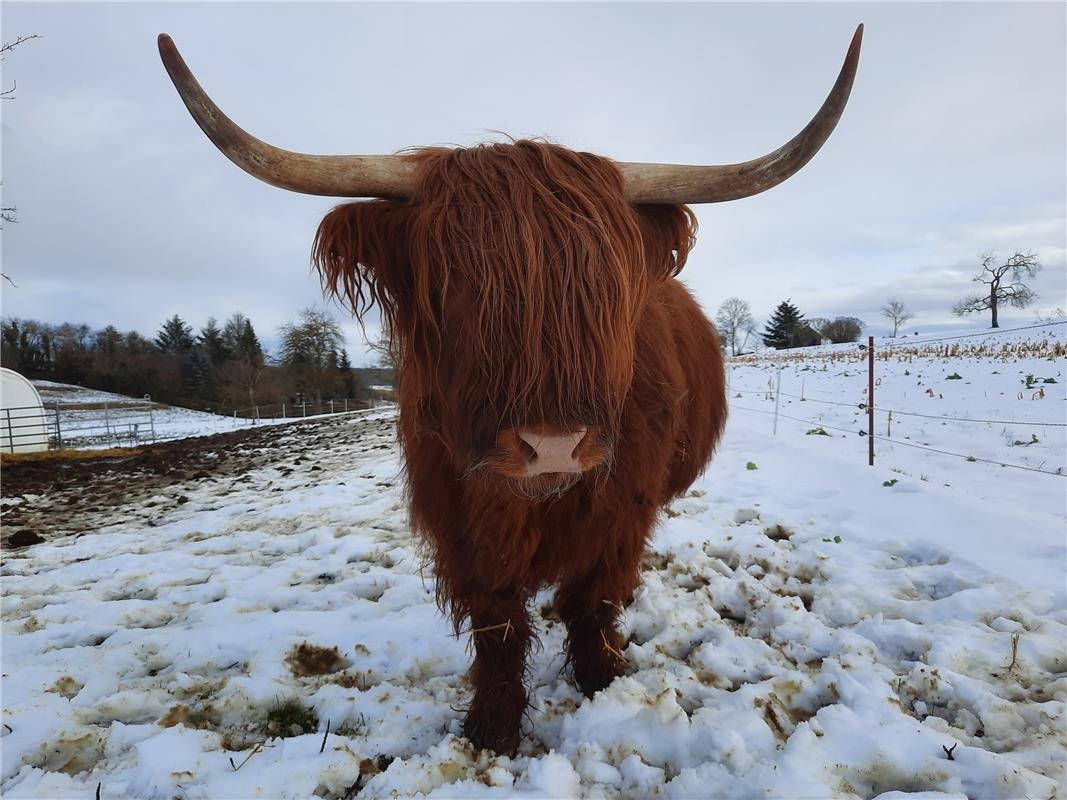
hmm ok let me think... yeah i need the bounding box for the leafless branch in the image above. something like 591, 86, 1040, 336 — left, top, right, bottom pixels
1, 34, 39, 100
1, 34, 40, 56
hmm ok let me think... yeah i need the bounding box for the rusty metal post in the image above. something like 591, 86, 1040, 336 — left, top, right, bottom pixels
868, 335, 875, 466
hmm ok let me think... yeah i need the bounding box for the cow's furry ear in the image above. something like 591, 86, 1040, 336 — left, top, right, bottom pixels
312, 200, 411, 328
634, 205, 698, 279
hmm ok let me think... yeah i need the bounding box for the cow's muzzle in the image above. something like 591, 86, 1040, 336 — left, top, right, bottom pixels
492, 424, 607, 479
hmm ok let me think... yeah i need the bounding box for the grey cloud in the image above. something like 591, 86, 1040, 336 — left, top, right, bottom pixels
1, 3, 1063, 364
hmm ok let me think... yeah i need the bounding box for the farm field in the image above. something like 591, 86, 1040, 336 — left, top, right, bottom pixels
1, 327, 1064, 799
30, 380, 355, 448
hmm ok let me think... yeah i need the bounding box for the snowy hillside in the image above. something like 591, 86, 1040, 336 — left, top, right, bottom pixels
1, 328, 1063, 799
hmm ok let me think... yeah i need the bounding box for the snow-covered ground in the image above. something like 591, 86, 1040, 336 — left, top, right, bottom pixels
2, 328, 1064, 799
32, 380, 358, 448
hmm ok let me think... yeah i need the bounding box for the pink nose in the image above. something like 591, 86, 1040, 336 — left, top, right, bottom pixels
517, 427, 588, 476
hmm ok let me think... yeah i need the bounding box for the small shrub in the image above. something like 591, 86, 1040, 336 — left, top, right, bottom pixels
882, 479, 898, 487
946, 373, 963, 380
806, 427, 830, 436
1012, 434, 1039, 447
821, 535, 843, 544
746, 461, 758, 471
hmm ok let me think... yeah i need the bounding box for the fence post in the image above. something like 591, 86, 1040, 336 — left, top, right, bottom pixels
330, 400, 335, 414
255, 405, 260, 422
772, 367, 782, 436
868, 335, 875, 466
104, 400, 112, 439
302, 403, 307, 417
5, 409, 13, 453
54, 407, 63, 450
282, 403, 286, 419
345, 398, 349, 412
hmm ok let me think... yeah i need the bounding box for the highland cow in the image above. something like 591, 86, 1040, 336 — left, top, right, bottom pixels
158, 25, 862, 753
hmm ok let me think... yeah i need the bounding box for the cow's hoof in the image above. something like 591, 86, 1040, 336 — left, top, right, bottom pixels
463, 707, 521, 755
574, 660, 626, 698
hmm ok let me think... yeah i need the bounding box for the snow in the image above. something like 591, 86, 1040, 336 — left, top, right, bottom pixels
2, 326, 1064, 799
31, 379, 378, 448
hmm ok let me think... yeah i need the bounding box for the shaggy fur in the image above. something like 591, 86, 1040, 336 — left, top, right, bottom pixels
314, 140, 726, 754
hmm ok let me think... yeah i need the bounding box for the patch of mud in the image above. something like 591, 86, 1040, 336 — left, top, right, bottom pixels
0, 414, 396, 549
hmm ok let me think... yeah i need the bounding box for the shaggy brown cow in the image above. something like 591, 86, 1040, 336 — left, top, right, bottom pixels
159, 27, 862, 753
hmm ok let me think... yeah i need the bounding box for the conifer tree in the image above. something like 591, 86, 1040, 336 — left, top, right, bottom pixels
154, 315, 194, 353
198, 318, 230, 366
762, 300, 805, 350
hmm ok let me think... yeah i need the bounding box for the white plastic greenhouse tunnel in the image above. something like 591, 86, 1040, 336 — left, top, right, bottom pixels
0, 368, 50, 453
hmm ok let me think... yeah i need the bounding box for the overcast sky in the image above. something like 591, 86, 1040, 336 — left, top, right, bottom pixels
2, 2, 1064, 364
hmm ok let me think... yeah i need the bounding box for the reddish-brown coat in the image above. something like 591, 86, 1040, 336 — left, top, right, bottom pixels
313, 140, 726, 753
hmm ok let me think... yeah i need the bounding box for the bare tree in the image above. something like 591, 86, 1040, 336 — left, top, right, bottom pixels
1034, 307, 1066, 324
953, 251, 1042, 328
278, 308, 346, 405
1, 33, 41, 287
881, 298, 914, 337
0, 34, 39, 101
714, 298, 755, 356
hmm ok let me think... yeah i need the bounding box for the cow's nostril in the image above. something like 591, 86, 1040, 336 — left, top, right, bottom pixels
518, 438, 538, 464
570, 430, 587, 459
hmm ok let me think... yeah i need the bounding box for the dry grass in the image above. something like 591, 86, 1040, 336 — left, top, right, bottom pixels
286, 642, 349, 677
731, 336, 1063, 366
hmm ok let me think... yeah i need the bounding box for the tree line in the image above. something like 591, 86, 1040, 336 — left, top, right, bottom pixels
714, 250, 1048, 355
1, 308, 374, 412
714, 298, 873, 355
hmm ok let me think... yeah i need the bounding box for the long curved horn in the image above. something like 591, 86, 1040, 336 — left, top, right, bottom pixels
619, 24, 863, 204
157, 34, 416, 198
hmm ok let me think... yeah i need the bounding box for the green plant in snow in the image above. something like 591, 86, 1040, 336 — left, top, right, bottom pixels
882, 479, 898, 487
806, 427, 830, 436
1012, 434, 1039, 447
263, 700, 319, 738
946, 373, 963, 380
746, 462, 758, 471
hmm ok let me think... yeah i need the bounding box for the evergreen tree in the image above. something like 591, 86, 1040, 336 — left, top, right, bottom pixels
198, 317, 230, 365
338, 349, 358, 399
155, 314, 194, 353
239, 320, 263, 363
762, 300, 805, 350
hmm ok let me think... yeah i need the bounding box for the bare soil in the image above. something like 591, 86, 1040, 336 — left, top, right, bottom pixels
0, 414, 396, 550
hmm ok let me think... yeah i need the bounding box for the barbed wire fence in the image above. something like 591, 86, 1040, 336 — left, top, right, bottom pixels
726, 322, 1066, 478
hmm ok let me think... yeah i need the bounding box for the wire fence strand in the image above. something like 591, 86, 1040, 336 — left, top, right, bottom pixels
881, 320, 1066, 348
728, 401, 1066, 478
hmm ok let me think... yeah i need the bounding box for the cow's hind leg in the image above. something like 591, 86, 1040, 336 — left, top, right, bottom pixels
460, 586, 532, 754
556, 560, 641, 698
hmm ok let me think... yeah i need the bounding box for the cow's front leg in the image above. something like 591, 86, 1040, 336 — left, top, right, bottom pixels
556, 564, 640, 698
460, 585, 532, 754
